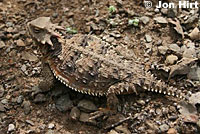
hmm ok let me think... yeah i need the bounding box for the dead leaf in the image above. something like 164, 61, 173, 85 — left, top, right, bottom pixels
179, 101, 198, 123
168, 58, 198, 79
168, 18, 184, 38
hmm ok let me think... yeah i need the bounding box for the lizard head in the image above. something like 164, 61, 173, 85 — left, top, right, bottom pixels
27, 17, 64, 50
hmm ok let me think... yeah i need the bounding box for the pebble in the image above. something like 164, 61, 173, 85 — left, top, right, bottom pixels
6, 22, 13, 27
21, 51, 38, 62
155, 108, 162, 115
161, 8, 168, 15
140, 16, 150, 25
46, 130, 55, 134
8, 124, 15, 132
106, 37, 115, 43
55, 94, 73, 112
145, 34, 152, 43
159, 124, 169, 132
154, 17, 168, 24
1, 98, 8, 104
187, 66, 200, 81
165, 55, 178, 65
183, 48, 196, 58
26, 120, 35, 126
167, 128, 177, 134
23, 101, 31, 115
52, 12, 58, 18
70, 107, 80, 120
16, 39, 25, 46
108, 130, 119, 134
158, 46, 168, 55
167, 8, 177, 18
0, 102, 5, 112
154, 8, 160, 13
197, 120, 200, 128
186, 42, 195, 49
169, 44, 181, 53
137, 100, 146, 105
0, 85, 4, 97
17, 95, 24, 104
115, 125, 131, 134
0, 40, 5, 49
79, 112, 96, 125
48, 123, 55, 129
77, 99, 97, 112
34, 94, 46, 103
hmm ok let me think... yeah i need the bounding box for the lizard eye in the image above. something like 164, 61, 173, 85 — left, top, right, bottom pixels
33, 27, 41, 33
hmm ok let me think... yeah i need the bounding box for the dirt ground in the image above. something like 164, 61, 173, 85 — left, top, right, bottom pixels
0, 0, 200, 134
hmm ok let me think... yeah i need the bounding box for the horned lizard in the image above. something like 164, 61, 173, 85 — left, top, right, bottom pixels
27, 17, 187, 114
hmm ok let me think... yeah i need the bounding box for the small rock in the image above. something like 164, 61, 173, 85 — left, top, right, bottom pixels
137, 100, 146, 105
21, 51, 38, 62
197, 120, 200, 129
79, 112, 96, 125
0, 102, 5, 112
46, 130, 54, 134
16, 39, 25, 46
26, 130, 35, 133
115, 125, 131, 134
167, 128, 177, 134
23, 101, 31, 115
186, 42, 195, 49
161, 8, 168, 15
140, 16, 150, 25
154, 8, 160, 13
167, 8, 177, 18
183, 48, 196, 58
188, 27, 200, 40
187, 66, 200, 81
6, 27, 14, 33
48, 123, 55, 129
158, 46, 168, 55
108, 130, 119, 134
26, 120, 35, 126
0, 85, 4, 97
6, 22, 13, 27
52, 13, 58, 18
78, 99, 97, 112
34, 94, 46, 103
180, 45, 187, 53
0, 40, 5, 49
155, 108, 162, 115
55, 94, 73, 112
154, 17, 168, 24
17, 95, 24, 104
110, 31, 121, 38
169, 44, 181, 53
21, 64, 27, 73
106, 37, 115, 43
165, 55, 178, 65
8, 124, 15, 132
1, 99, 8, 104
145, 34, 152, 43
159, 124, 169, 132
70, 107, 80, 120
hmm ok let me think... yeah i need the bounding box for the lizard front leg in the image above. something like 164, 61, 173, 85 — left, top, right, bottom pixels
38, 63, 55, 92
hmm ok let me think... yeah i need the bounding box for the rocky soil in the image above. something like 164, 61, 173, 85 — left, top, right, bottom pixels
0, 0, 200, 133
